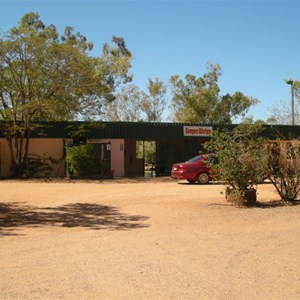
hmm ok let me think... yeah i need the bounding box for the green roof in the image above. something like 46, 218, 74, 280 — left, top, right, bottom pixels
1, 121, 300, 140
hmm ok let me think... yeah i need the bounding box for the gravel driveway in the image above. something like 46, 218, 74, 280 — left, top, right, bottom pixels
1, 179, 300, 299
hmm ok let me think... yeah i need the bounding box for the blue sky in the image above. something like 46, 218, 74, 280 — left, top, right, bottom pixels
1, 0, 299, 122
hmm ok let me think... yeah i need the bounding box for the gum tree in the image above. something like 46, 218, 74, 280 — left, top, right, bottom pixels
141, 78, 167, 122
170, 63, 258, 123
0, 13, 132, 176
101, 84, 145, 122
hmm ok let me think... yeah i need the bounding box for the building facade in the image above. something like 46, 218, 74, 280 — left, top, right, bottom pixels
0, 122, 299, 178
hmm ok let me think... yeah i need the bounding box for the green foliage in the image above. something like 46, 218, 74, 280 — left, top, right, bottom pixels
0, 12, 132, 176
170, 63, 258, 123
207, 122, 300, 204
102, 85, 145, 121
225, 187, 257, 207
136, 141, 156, 163
65, 122, 105, 140
225, 189, 245, 207
102, 78, 167, 122
205, 122, 268, 205
66, 144, 101, 177
23, 155, 55, 178
141, 78, 167, 122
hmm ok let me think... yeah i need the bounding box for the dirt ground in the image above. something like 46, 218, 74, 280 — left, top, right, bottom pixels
0, 178, 300, 300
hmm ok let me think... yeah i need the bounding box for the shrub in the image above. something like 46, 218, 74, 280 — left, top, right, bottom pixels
205, 122, 268, 206
23, 156, 54, 177
65, 144, 101, 177
266, 140, 300, 203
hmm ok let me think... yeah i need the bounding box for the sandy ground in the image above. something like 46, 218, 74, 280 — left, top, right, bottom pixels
0, 178, 300, 300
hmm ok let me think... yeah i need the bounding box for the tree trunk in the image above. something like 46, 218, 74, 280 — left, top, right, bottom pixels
6, 131, 30, 177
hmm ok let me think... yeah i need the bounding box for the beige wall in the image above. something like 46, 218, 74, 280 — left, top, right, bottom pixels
0, 137, 134, 178
87, 139, 125, 177
0, 138, 65, 177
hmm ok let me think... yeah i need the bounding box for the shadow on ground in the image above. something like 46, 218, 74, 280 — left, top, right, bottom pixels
0, 202, 149, 237
254, 200, 300, 208
209, 199, 300, 208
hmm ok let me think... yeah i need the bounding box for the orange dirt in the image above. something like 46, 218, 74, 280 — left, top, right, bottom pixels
1, 178, 300, 299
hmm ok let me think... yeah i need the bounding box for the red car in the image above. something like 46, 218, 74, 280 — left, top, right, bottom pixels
171, 154, 216, 184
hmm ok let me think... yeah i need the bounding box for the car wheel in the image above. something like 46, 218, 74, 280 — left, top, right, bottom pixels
197, 172, 209, 184
187, 179, 196, 184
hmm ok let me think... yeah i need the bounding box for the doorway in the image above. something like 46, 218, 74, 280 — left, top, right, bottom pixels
136, 140, 156, 177
92, 143, 111, 175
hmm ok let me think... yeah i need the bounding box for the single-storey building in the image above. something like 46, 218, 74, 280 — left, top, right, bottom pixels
0, 121, 299, 178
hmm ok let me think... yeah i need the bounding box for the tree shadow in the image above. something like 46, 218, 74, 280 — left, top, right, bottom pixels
0, 202, 149, 237
209, 199, 300, 208
255, 199, 300, 208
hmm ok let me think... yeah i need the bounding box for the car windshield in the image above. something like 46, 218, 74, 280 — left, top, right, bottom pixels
186, 155, 201, 163
186, 154, 216, 164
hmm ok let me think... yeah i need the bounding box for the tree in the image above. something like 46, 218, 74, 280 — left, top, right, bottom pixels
266, 99, 300, 125
266, 139, 300, 203
101, 84, 145, 121
205, 121, 268, 206
169, 63, 258, 123
102, 78, 167, 123
141, 78, 167, 122
0, 12, 132, 176
267, 80, 300, 125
